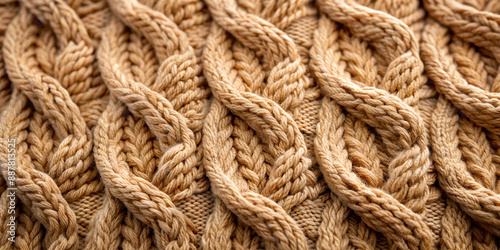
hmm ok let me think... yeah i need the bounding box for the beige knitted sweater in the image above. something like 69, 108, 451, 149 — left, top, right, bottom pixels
0, 0, 499, 249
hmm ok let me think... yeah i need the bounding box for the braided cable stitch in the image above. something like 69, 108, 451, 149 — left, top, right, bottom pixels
0, 0, 499, 249
422, 0, 500, 242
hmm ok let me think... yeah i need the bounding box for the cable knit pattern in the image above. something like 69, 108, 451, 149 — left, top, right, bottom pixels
0, 0, 499, 249
422, 0, 500, 241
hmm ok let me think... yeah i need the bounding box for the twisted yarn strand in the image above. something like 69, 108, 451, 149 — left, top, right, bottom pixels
423, 17, 500, 237
95, 13, 197, 248
311, 8, 432, 249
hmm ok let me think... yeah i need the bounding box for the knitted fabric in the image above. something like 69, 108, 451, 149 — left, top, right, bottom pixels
0, 0, 498, 249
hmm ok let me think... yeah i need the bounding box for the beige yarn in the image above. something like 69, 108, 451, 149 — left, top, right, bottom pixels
421, 0, 500, 247
202, 0, 325, 248
0, 0, 499, 249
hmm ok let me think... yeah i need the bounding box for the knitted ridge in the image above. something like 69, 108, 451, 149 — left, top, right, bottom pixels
0, 0, 498, 249
421, 0, 500, 247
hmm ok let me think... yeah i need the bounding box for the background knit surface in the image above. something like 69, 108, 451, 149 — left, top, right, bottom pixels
0, 0, 499, 249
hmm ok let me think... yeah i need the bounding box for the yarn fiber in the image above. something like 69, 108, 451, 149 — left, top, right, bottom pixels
0, 0, 499, 249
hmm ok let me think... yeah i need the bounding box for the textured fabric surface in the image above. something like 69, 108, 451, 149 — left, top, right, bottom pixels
0, 0, 499, 249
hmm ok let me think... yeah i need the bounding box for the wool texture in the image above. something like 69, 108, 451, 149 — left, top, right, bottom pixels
0, 0, 499, 249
